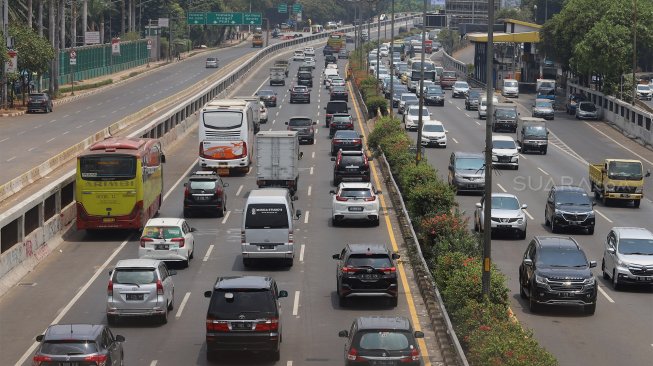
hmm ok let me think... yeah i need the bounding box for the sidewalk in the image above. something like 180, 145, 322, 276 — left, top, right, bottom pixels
0, 33, 251, 118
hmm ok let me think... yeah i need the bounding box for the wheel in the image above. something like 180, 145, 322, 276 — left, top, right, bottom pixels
182, 259, 189, 268
551, 218, 558, 233
338, 295, 348, 307
519, 276, 527, 299
541, 147, 547, 155
333, 176, 340, 186
584, 303, 596, 315
332, 217, 339, 227
107, 314, 119, 326
372, 218, 380, 227
519, 229, 526, 240
587, 226, 594, 235
217, 205, 225, 218
612, 270, 621, 290
286, 258, 294, 267
528, 289, 539, 313
159, 307, 168, 324
514, 165, 519, 170
183, 208, 190, 218
243, 258, 254, 268
474, 217, 479, 232
634, 199, 641, 208
389, 296, 398, 307
168, 293, 174, 310
189, 249, 194, 259
271, 349, 281, 361
602, 260, 610, 279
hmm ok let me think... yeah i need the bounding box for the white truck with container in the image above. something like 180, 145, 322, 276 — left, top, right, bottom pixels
256, 131, 303, 194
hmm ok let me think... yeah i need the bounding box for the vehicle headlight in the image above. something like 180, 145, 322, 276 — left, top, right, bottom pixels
587, 211, 595, 218
584, 276, 595, 285
554, 209, 563, 216
635, 186, 643, 194
454, 173, 464, 180
535, 274, 547, 284
517, 218, 524, 224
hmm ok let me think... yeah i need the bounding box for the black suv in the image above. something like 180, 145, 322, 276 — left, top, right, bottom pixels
297, 71, 313, 87
333, 243, 400, 307
338, 316, 424, 366
183, 171, 229, 217
27, 92, 53, 113
325, 53, 337, 66
325, 100, 350, 127
519, 236, 598, 314
257, 89, 277, 107
329, 113, 354, 138
465, 89, 482, 110
545, 185, 596, 234
33, 324, 125, 366
289, 85, 311, 103
286, 116, 316, 144
424, 85, 445, 106
332, 150, 371, 185
204, 276, 288, 361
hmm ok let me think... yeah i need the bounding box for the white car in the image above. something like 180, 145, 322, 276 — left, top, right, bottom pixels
478, 96, 499, 119
636, 84, 652, 100
259, 101, 268, 123
404, 105, 430, 131
502, 79, 519, 98
602, 227, 653, 289
474, 193, 527, 239
491, 135, 520, 169
293, 50, 305, 61
330, 182, 381, 226
452, 81, 470, 98
304, 47, 316, 56
326, 63, 339, 70
139, 218, 195, 267
420, 120, 447, 147
303, 57, 316, 68
323, 68, 339, 85
330, 78, 346, 89
379, 46, 389, 57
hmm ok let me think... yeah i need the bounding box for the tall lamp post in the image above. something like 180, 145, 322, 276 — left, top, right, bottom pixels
389, 0, 395, 118
414, 0, 427, 165
375, 1, 381, 83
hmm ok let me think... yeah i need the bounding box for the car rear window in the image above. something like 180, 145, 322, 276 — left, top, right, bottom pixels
142, 226, 183, 239
340, 188, 371, 198
356, 331, 411, 351
340, 155, 364, 165
289, 118, 312, 126
346, 254, 391, 268
245, 204, 289, 229
113, 268, 156, 284
209, 290, 275, 317
189, 180, 216, 190
326, 102, 348, 114
40, 341, 99, 355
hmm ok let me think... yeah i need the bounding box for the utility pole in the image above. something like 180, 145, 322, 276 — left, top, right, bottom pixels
415, 0, 427, 165
632, 0, 637, 106
376, 3, 380, 83
482, 0, 495, 298
1, 0, 7, 109
389, 0, 395, 118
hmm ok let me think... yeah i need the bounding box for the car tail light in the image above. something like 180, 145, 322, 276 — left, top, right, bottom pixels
206, 318, 230, 332
84, 354, 108, 366
381, 267, 396, 274
156, 280, 164, 295
363, 155, 369, 168
336, 195, 348, 202
271, 96, 277, 101
184, 186, 190, 198
346, 347, 359, 361
255, 317, 279, 331
240, 142, 248, 159
215, 187, 223, 197
241, 230, 246, 244
289, 230, 294, 244
33, 355, 52, 365
140, 237, 153, 248
107, 280, 113, 296
401, 347, 421, 362
332, 139, 342, 145
171, 237, 185, 248
364, 196, 376, 202
353, 139, 362, 145
341, 266, 357, 273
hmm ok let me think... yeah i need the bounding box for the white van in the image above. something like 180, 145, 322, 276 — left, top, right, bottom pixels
502, 79, 519, 98
241, 188, 301, 267
478, 96, 499, 119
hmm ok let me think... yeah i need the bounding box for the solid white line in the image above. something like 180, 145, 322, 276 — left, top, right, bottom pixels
595, 209, 613, 223
523, 209, 534, 221
307, 185, 312, 196
537, 167, 549, 175
496, 183, 507, 192
150, 361, 158, 366
163, 158, 198, 201
236, 184, 243, 196
175, 292, 191, 318
584, 122, 653, 166
299, 244, 305, 262
14, 235, 134, 366
221, 210, 231, 224
452, 138, 459, 144
304, 210, 309, 224
203, 245, 214, 262
598, 286, 615, 303
310, 166, 314, 175
292, 291, 300, 316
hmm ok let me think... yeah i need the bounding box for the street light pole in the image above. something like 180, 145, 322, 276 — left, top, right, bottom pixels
415, 0, 427, 165
632, 0, 637, 106
389, 0, 395, 118
482, 0, 495, 298
376, 4, 381, 83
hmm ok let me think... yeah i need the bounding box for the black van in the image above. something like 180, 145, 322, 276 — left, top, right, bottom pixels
204, 276, 288, 361
324, 101, 349, 127
297, 71, 313, 87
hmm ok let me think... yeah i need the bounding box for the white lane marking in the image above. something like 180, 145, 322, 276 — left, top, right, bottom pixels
221, 210, 231, 224
287, 362, 293, 366
310, 166, 314, 175
307, 185, 312, 196
279, 104, 283, 110
496, 183, 507, 192
17, 131, 25, 135
6, 156, 16, 162
595, 209, 613, 223
523, 209, 534, 221
275, 111, 279, 116
236, 184, 243, 196
584, 122, 653, 166
88, 119, 96, 124
150, 361, 158, 366
27, 147, 36, 152
62, 131, 69, 135
272, 119, 276, 125
292, 291, 300, 316
46, 137, 56, 143
163, 158, 198, 201
598, 286, 615, 303
48, 119, 57, 124
475, 121, 481, 126
63, 114, 70, 118
317, 111, 320, 117
311, 151, 315, 159
76, 124, 84, 129
519, 154, 527, 160
299, 244, 305, 262
14, 235, 134, 366
175, 292, 191, 318
452, 138, 459, 144
203, 245, 214, 262
537, 167, 549, 175
254, 74, 272, 92
111, 110, 117, 113
0, 137, 8, 143
304, 210, 309, 224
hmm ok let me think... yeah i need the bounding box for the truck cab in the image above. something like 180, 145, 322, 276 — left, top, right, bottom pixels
492, 103, 519, 133
589, 159, 650, 207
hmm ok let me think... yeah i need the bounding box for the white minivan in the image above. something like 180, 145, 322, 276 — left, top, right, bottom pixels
241, 188, 301, 267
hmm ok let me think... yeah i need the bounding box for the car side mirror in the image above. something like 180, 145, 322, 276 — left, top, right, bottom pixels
646, 170, 651, 177
338, 330, 349, 338
592, 201, 597, 206
299, 152, 304, 160
332, 254, 341, 260
589, 260, 597, 268
295, 209, 302, 219
285, 121, 289, 125
414, 331, 424, 338
517, 146, 521, 152
521, 204, 528, 209
204, 291, 212, 298
523, 258, 533, 266
115, 335, 126, 342
324, 106, 327, 110
475, 203, 482, 208
183, 182, 187, 187
607, 247, 616, 254
160, 154, 166, 163
278, 290, 288, 298
190, 227, 196, 232
392, 253, 400, 260
223, 182, 229, 187
169, 270, 177, 276
36, 335, 44, 342
330, 190, 336, 194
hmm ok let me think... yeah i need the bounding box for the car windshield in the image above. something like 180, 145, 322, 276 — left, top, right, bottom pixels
423, 124, 444, 132
29, 94, 47, 100
206, 58, 217, 62
339, 188, 372, 198
142, 226, 183, 239
468, 90, 480, 98
555, 191, 591, 206
618, 238, 653, 255
332, 115, 351, 123
505, 81, 518, 87
535, 100, 552, 108
245, 204, 289, 229
208, 289, 275, 317
537, 246, 588, 267
493, 140, 516, 149
402, 96, 418, 102
608, 161, 643, 180
293, 87, 308, 92
579, 103, 596, 112
442, 71, 456, 78
490, 196, 519, 210
495, 109, 517, 119
456, 158, 484, 171
40, 341, 99, 355
289, 118, 312, 126
637, 85, 650, 91
524, 126, 547, 138
346, 254, 392, 268
332, 86, 346, 92
298, 73, 311, 79
189, 180, 216, 190
357, 331, 412, 351
203, 111, 243, 129
454, 82, 468, 88
408, 108, 429, 117
258, 90, 274, 96
113, 268, 156, 284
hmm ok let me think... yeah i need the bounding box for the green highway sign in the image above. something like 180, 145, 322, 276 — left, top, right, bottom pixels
292, 4, 302, 13
243, 13, 262, 25
187, 12, 206, 25
278, 3, 288, 13
207, 12, 243, 25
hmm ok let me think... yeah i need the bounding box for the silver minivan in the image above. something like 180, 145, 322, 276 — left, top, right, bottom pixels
107, 259, 176, 325
241, 188, 301, 267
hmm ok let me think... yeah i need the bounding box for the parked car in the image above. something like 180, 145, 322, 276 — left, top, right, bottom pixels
519, 236, 597, 314
286, 116, 316, 144
602, 227, 653, 289
565, 93, 586, 114
27, 93, 53, 113
205, 57, 219, 68
333, 243, 398, 306
332, 149, 371, 185
338, 317, 424, 365
544, 185, 596, 234
183, 171, 228, 217
474, 193, 527, 239
33, 324, 125, 366
331, 130, 363, 155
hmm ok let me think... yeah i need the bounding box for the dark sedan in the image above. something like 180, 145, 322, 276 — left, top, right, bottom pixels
286, 116, 316, 144
424, 86, 445, 106
331, 130, 363, 156
329, 113, 354, 138
330, 85, 348, 101
27, 93, 53, 113
257, 89, 277, 107
465, 89, 482, 110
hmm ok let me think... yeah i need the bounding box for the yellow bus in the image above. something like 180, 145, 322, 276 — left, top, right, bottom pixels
76, 137, 165, 231
327, 32, 346, 52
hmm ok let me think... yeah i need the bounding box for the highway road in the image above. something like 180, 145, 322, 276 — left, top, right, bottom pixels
396, 52, 653, 366
0, 41, 443, 366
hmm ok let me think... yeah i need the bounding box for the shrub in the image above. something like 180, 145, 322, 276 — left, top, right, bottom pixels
365, 95, 388, 116
367, 116, 403, 151
378, 133, 413, 169
59, 79, 113, 94
420, 213, 480, 262
405, 180, 456, 221
397, 163, 438, 192
360, 85, 378, 100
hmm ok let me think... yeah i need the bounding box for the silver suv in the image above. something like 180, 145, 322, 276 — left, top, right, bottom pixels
602, 227, 653, 289
107, 259, 176, 325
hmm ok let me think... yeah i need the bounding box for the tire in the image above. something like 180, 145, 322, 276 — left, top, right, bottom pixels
168, 293, 174, 310
183, 208, 190, 218
551, 218, 559, 233
587, 226, 594, 235
286, 258, 294, 267
338, 295, 348, 307
333, 176, 340, 186
332, 217, 339, 227
183, 259, 189, 268
602, 260, 610, 280
474, 218, 479, 232
271, 349, 281, 361
542, 147, 547, 155
243, 258, 254, 268
217, 204, 225, 218
584, 303, 596, 315
519, 229, 526, 240
389, 296, 398, 307
519, 276, 527, 299
189, 249, 194, 259
612, 270, 621, 290
372, 218, 380, 227
529, 290, 539, 313
159, 307, 168, 325
634, 199, 641, 208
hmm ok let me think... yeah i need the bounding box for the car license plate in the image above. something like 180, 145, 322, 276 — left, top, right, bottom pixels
370, 360, 394, 366
558, 292, 573, 297
126, 293, 144, 301
637, 276, 651, 281
155, 244, 169, 250
360, 274, 380, 280
348, 207, 364, 212
217, 168, 229, 175
232, 322, 251, 330
195, 196, 210, 201
347, 167, 359, 172
259, 245, 275, 250
103, 218, 115, 223
60, 363, 77, 366
498, 225, 511, 228
467, 184, 477, 188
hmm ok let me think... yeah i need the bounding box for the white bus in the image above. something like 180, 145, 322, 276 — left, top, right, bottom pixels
199, 99, 257, 175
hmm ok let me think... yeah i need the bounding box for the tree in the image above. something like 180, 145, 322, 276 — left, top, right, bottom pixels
10, 25, 55, 100
495, 7, 534, 22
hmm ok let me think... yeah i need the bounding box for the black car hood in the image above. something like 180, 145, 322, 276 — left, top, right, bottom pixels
536, 266, 591, 281
556, 204, 593, 213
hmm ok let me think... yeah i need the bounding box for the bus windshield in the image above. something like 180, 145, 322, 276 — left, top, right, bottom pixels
203, 111, 243, 129
79, 155, 136, 181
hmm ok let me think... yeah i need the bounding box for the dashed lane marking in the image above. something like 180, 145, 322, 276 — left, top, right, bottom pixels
236, 184, 243, 196
452, 137, 459, 144
175, 292, 191, 318
304, 210, 309, 224
523, 209, 534, 221
598, 286, 615, 303
292, 291, 300, 316
537, 167, 549, 175
221, 211, 231, 224
594, 209, 613, 223
497, 183, 507, 192
310, 166, 314, 175
307, 185, 312, 196
203, 245, 214, 262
